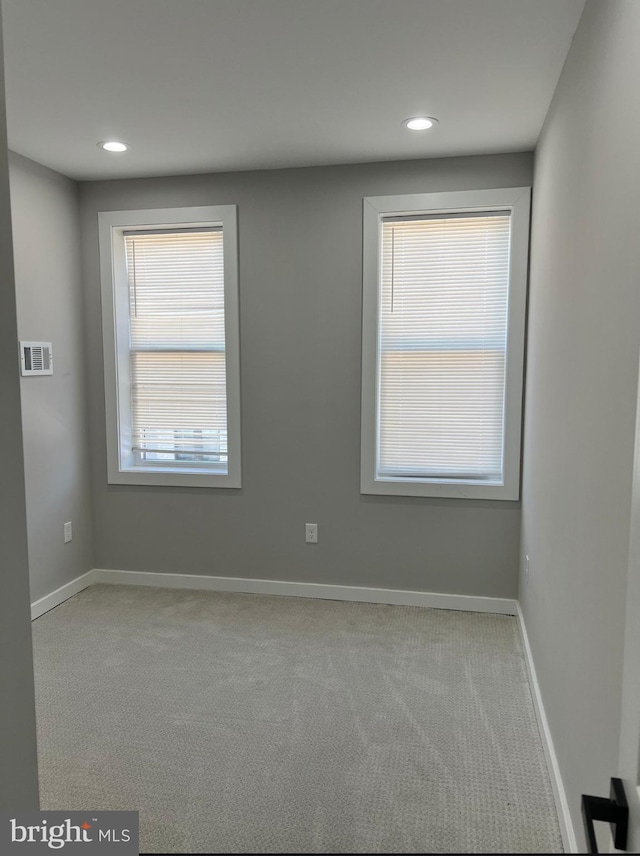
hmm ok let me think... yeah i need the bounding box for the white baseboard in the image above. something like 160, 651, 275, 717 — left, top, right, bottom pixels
30, 569, 96, 620
92, 568, 518, 614
517, 603, 577, 853
30, 567, 518, 621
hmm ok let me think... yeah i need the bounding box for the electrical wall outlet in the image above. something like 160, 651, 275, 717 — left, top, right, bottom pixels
305, 523, 318, 543
64, 521, 73, 543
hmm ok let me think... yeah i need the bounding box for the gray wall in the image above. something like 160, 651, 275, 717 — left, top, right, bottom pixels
80, 152, 531, 597
0, 14, 39, 809
521, 0, 640, 846
10, 152, 94, 602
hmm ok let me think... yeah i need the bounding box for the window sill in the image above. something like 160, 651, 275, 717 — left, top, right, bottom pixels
360, 476, 518, 500
107, 468, 241, 489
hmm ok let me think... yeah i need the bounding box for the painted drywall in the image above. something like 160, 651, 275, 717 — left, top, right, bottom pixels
80, 153, 530, 597
521, 0, 640, 846
10, 152, 94, 602
0, 14, 39, 809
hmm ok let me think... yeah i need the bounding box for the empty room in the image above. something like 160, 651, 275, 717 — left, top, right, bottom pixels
1, 1, 640, 853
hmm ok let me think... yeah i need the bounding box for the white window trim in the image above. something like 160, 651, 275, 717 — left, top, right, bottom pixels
360, 187, 530, 500
99, 205, 242, 488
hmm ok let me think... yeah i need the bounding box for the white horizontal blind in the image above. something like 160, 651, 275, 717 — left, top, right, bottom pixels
377, 211, 511, 482
124, 228, 227, 468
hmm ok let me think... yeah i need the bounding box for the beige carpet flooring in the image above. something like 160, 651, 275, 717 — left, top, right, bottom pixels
32, 584, 562, 853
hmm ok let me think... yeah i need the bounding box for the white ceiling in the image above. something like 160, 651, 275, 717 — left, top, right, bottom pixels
1, 0, 585, 181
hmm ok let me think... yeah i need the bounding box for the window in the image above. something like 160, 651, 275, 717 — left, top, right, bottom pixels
361, 188, 530, 499
99, 206, 241, 487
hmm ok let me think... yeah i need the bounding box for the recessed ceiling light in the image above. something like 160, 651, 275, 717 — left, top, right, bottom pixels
97, 140, 130, 153
403, 117, 438, 131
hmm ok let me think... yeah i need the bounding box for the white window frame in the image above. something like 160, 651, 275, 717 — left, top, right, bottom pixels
361, 187, 530, 500
99, 205, 241, 488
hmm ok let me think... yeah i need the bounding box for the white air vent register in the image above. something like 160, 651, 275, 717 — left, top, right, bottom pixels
20, 341, 53, 376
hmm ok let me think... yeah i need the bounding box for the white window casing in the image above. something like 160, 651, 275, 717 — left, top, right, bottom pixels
361, 188, 530, 500
99, 205, 241, 488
